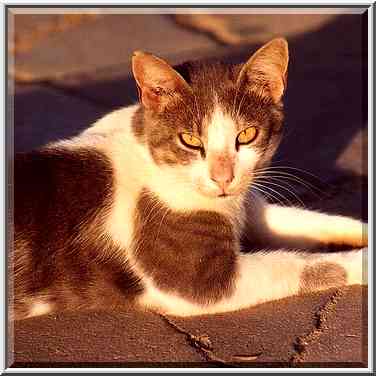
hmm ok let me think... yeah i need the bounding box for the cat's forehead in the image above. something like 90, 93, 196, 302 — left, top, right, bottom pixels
176, 61, 238, 112
176, 60, 237, 87
175, 61, 269, 135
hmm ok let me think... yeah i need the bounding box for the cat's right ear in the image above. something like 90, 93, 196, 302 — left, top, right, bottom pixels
132, 51, 192, 112
237, 38, 289, 104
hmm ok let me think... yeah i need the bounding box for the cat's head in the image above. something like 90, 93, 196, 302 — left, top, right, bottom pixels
131, 38, 288, 201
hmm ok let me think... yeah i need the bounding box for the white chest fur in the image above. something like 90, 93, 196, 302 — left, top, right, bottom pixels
80, 105, 243, 251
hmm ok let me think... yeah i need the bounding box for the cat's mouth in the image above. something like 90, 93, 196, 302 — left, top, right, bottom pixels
217, 191, 239, 199
218, 193, 231, 198
199, 188, 235, 199
196, 183, 242, 199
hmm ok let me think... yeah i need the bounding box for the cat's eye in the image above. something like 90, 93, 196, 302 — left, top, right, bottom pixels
179, 133, 203, 150
236, 126, 258, 146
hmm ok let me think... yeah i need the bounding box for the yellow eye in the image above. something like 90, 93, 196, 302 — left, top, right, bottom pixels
179, 133, 203, 149
236, 126, 258, 146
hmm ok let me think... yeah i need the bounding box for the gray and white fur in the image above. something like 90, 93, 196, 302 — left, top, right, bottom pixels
12, 38, 367, 320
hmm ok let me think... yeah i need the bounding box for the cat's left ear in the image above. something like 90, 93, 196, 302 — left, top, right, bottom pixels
237, 38, 289, 103
132, 51, 192, 112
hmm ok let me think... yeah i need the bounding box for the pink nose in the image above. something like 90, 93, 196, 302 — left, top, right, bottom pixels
210, 164, 234, 191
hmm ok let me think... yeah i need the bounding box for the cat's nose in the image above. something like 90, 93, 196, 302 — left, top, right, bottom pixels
210, 167, 234, 191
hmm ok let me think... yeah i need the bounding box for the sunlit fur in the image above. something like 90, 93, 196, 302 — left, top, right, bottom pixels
19, 94, 367, 319
16, 39, 367, 319
71, 102, 367, 317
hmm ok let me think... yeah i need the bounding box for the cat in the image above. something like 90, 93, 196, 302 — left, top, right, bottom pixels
11, 38, 367, 321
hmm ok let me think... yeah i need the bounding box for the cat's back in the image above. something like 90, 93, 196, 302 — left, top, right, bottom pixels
14, 146, 114, 233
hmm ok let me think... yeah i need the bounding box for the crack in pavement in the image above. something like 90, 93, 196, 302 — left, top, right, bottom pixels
159, 314, 235, 367
289, 288, 344, 365
159, 314, 263, 366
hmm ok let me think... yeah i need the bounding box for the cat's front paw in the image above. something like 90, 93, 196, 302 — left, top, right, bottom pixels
344, 248, 368, 286
345, 221, 368, 248
328, 218, 367, 248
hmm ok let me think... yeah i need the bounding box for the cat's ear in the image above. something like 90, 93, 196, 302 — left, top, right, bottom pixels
237, 38, 289, 103
132, 51, 192, 111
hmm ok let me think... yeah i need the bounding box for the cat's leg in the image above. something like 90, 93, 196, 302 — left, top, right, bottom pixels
244, 193, 367, 249
217, 248, 367, 313
139, 248, 367, 317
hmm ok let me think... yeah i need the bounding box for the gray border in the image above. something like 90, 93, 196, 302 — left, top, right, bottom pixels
3, 3, 373, 8
2, 2, 374, 373
6, 6, 15, 371
1, 4, 5, 374
371, 3, 375, 374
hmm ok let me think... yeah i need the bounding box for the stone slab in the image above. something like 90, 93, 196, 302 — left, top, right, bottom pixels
12, 286, 367, 367
11, 14, 218, 81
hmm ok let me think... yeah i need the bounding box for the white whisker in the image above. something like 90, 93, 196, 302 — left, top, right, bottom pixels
250, 183, 287, 207
254, 178, 306, 209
